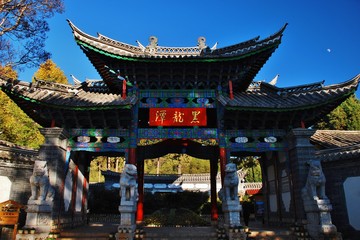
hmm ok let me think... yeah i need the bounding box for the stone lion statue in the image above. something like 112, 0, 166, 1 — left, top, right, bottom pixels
29, 160, 54, 202
302, 160, 328, 201
219, 163, 239, 202
120, 164, 138, 203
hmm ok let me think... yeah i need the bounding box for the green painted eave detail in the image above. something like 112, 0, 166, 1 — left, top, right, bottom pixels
225, 90, 355, 112
76, 40, 279, 63
2, 88, 133, 111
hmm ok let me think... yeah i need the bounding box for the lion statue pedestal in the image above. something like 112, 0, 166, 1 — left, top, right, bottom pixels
117, 164, 138, 240
301, 160, 339, 239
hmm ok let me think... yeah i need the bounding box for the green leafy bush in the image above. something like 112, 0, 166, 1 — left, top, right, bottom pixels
144, 208, 210, 226
144, 191, 209, 214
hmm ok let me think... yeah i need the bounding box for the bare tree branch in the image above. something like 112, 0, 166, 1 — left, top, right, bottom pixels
0, 0, 64, 68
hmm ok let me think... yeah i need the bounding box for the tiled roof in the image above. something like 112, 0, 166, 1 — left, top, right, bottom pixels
68, 20, 286, 60
0, 77, 136, 128
0, 140, 38, 163
0, 77, 137, 109
311, 130, 360, 148
68, 21, 286, 92
1, 75, 358, 129
310, 130, 360, 162
218, 74, 360, 111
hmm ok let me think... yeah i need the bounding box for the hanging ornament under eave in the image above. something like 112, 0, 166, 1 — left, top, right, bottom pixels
104, 65, 133, 98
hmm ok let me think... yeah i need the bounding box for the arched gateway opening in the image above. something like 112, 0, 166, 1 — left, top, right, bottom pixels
64, 138, 221, 226
137, 139, 219, 224
0, 20, 358, 238
77, 138, 266, 227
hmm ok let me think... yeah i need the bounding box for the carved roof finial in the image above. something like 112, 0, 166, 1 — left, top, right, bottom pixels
148, 36, 158, 48
269, 74, 279, 86
197, 36, 206, 50
146, 36, 158, 55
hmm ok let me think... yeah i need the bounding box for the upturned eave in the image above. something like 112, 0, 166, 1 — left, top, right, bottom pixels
219, 74, 360, 111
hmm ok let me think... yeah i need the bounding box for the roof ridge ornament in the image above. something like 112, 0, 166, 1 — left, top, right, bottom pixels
70, 74, 82, 86
146, 36, 158, 55
197, 36, 207, 50
269, 74, 279, 86
136, 40, 146, 51
210, 42, 218, 50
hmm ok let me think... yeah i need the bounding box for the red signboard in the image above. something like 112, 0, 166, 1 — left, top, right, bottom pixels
149, 108, 207, 126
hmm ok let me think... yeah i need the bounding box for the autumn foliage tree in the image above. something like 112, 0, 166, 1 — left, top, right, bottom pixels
0, 65, 44, 148
33, 59, 68, 84
0, 64, 17, 79
0, 60, 68, 148
0, 0, 64, 68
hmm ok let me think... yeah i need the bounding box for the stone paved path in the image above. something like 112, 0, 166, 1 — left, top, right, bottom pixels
57, 220, 296, 240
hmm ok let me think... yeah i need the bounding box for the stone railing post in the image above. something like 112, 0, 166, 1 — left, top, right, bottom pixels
286, 128, 316, 221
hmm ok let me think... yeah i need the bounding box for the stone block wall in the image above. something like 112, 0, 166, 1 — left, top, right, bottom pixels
0, 163, 33, 228
0, 143, 36, 240
322, 158, 360, 239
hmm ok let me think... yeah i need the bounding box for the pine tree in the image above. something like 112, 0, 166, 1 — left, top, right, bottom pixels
315, 95, 360, 130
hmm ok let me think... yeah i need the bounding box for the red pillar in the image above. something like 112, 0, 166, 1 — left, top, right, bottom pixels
128, 148, 136, 165
136, 158, 144, 224
229, 80, 234, 100
219, 147, 227, 185
122, 80, 127, 99
210, 157, 218, 222
81, 178, 88, 214
51, 119, 56, 127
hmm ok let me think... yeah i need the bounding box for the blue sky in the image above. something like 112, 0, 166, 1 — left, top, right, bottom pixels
19, 0, 360, 94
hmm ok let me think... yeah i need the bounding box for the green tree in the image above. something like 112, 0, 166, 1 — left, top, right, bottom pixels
0, 65, 44, 148
89, 156, 125, 182
0, 0, 64, 68
89, 157, 105, 183
143, 154, 210, 175
33, 59, 68, 84
187, 157, 210, 174
315, 95, 360, 130
237, 156, 262, 182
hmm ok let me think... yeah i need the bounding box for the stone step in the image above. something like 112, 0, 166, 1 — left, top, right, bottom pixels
144, 226, 218, 240
57, 223, 296, 240
247, 228, 295, 240
58, 232, 110, 240
58, 238, 109, 240
57, 223, 117, 240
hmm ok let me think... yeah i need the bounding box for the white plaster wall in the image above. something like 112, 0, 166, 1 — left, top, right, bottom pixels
281, 192, 291, 212
281, 169, 291, 212
64, 170, 73, 212
344, 176, 360, 230
0, 176, 11, 202
75, 170, 84, 212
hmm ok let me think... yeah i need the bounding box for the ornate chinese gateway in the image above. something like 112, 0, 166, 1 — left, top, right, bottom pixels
0, 20, 359, 239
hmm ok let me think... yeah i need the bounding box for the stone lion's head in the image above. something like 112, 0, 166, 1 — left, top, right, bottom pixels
33, 160, 48, 176
225, 163, 237, 173
124, 164, 137, 178
307, 160, 322, 177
